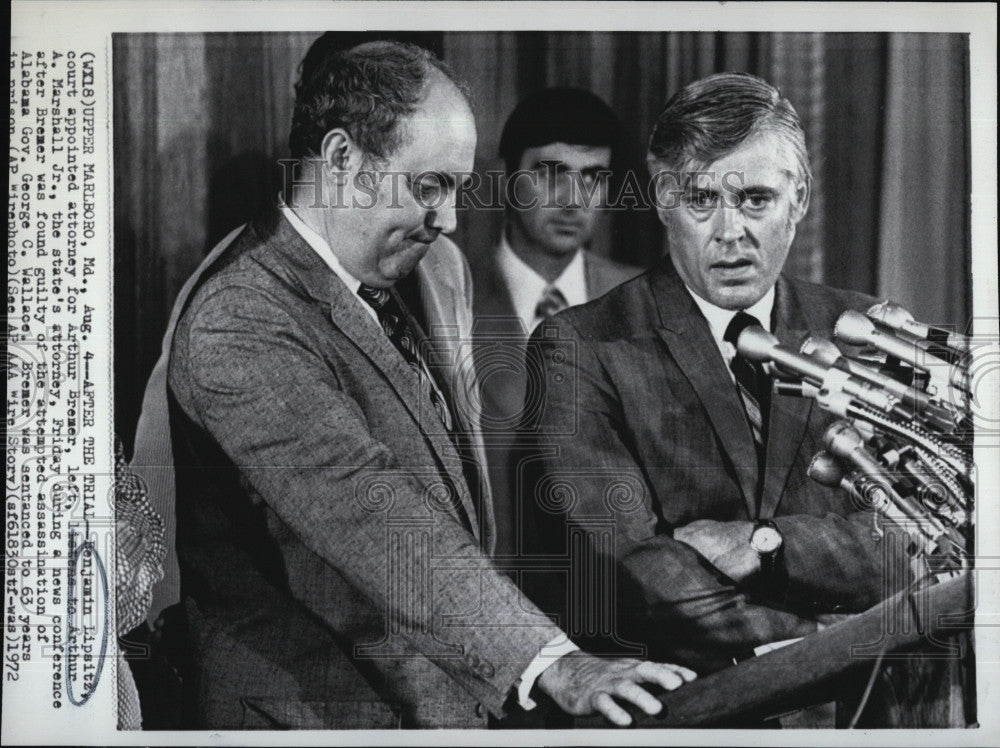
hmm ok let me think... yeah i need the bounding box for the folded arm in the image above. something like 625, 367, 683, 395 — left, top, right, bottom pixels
672, 508, 902, 613
520, 319, 818, 670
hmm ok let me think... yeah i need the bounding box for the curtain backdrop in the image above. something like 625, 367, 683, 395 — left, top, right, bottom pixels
113, 31, 970, 453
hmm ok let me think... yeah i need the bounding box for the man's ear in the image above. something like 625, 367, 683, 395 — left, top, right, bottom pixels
791, 178, 811, 224
320, 129, 357, 176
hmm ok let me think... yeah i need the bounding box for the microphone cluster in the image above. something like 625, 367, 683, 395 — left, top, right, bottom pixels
736, 301, 973, 565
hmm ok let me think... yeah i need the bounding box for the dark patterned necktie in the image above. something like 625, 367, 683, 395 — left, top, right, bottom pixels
357, 284, 454, 432
723, 311, 771, 451
535, 285, 569, 320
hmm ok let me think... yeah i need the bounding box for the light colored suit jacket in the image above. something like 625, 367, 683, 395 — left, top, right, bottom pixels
166, 210, 561, 728
471, 248, 642, 558
520, 257, 909, 672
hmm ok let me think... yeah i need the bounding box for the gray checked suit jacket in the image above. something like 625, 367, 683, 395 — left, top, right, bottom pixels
167, 210, 562, 729
519, 257, 910, 673
471, 249, 641, 558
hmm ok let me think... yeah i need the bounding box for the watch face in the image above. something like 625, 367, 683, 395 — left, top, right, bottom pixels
751, 526, 783, 554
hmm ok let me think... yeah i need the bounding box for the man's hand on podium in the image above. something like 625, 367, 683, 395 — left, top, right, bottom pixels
537, 651, 697, 726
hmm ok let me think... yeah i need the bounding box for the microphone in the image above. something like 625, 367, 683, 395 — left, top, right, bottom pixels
834, 310, 969, 400
867, 435, 966, 525
821, 421, 947, 537
738, 328, 899, 417
807, 451, 891, 513
867, 301, 971, 355
800, 337, 963, 433
807, 451, 948, 548
807, 450, 923, 533
806, 451, 848, 488
822, 421, 895, 494
773, 379, 821, 398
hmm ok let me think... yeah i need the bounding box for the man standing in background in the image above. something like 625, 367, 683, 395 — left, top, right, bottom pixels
472, 88, 641, 559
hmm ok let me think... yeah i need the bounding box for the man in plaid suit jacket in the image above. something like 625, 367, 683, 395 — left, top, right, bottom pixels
166, 39, 693, 730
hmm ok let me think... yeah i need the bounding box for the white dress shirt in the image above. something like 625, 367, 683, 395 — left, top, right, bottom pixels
686, 284, 776, 382
279, 200, 380, 326
496, 232, 588, 334
281, 201, 577, 709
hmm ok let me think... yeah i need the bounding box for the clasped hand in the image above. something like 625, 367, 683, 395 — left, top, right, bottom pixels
674, 519, 760, 582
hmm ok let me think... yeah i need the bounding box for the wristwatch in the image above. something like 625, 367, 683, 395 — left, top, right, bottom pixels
749, 519, 784, 577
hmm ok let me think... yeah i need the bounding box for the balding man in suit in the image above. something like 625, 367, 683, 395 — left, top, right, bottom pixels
165, 40, 693, 730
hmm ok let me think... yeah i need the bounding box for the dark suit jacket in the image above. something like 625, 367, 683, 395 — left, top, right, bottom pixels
520, 257, 908, 672
471, 249, 641, 558
167, 210, 562, 729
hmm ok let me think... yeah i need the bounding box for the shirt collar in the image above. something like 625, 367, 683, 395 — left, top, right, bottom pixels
497, 229, 587, 333
278, 196, 380, 324
278, 196, 363, 295
686, 283, 775, 355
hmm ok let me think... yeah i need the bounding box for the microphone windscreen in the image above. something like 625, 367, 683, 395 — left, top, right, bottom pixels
834, 310, 877, 345
800, 337, 841, 367
867, 300, 915, 330
736, 326, 780, 361
807, 451, 846, 487
822, 419, 867, 457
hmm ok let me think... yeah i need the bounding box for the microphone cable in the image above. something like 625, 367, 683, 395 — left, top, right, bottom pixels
847, 646, 886, 728
846, 567, 953, 728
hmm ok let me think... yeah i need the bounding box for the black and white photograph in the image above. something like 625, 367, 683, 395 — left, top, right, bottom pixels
6, 2, 998, 744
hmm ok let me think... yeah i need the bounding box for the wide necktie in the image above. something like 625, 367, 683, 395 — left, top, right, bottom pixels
357, 284, 454, 432
723, 311, 771, 451
535, 284, 569, 321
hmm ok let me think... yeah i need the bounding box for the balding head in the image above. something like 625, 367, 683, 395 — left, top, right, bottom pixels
289, 39, 470, 166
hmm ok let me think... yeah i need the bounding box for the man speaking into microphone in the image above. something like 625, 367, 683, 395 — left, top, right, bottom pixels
520, 72, 913, 680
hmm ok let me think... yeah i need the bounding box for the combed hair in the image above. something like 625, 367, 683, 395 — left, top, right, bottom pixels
647, 72, 811, 186
288, 40, 467, 163
499, 87, 622, 173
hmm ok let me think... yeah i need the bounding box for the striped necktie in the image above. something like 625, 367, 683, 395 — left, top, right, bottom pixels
723, 311, 770, 451
357, 284, 454, 432
535, 284, 569, 321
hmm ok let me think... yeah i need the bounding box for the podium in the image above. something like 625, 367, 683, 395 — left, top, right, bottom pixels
575, 572, 975, 728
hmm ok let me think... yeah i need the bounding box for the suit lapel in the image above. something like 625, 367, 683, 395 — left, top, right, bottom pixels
650, 263, 760, 517
582, 250, 619, 299
473, 251, 522, 323
759, 275, 815, 518
472, 253, 531, 424
414, 246, 492, 545
255, 212, 481, 539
